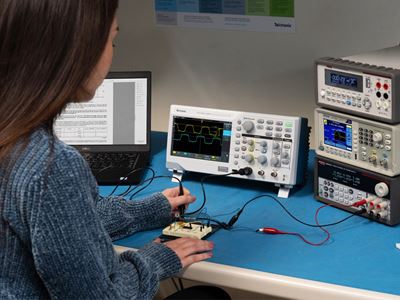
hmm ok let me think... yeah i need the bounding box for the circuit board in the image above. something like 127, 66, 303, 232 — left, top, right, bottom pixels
160, 221, 219, 241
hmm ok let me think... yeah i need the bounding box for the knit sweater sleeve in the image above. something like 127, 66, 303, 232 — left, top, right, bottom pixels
95, 193, 174, 241
30, 148, 181, 299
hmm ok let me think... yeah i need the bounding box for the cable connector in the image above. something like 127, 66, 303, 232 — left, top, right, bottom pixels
227, 209, 243, 227
233, 167, 253, 176
257, 227, 286, 234
352, 199, 367, 207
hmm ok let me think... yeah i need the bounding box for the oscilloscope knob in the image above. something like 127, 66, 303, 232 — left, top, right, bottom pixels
257, 155, 267, 165
375, 182, 389, 198
242, 120, 255, 132
244, 154, 254, 163
372, 132, 383, 142
271, 157, 280, 167
273, 142, 280, 150
260, 140, 268, 148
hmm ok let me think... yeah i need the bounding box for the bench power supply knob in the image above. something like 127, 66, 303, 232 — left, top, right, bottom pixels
375, 182, 389, 198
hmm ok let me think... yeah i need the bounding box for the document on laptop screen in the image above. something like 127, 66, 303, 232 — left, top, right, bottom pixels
54, 78, 147, 145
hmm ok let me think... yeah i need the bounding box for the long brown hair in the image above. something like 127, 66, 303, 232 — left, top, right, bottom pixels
0, 0, 118, 162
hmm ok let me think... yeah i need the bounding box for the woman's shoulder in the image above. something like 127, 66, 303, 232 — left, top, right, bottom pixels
17, 127, 91, 181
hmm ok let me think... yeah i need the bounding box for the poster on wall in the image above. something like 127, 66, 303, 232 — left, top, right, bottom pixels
155, 0, 295, 33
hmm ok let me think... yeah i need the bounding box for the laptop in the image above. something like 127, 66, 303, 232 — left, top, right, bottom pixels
54, 71, 151, 185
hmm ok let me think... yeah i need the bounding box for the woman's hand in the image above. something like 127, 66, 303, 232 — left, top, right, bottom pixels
162, 186, 196, 211
163, 237, 214, 268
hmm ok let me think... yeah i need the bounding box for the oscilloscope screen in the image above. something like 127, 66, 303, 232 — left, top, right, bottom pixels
171, 116, 231, 162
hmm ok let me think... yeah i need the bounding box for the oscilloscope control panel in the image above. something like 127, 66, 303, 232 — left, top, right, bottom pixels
315, 156, 400, 225
316, 45, 400, 123
166, 105, 310, 197
315, 108, 400, 177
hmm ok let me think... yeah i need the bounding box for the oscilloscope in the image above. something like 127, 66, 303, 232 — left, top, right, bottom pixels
316, 45, 400, 123
166, 105, 311, 198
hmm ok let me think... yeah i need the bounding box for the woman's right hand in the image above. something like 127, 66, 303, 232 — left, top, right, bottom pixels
163, 237, 214, 268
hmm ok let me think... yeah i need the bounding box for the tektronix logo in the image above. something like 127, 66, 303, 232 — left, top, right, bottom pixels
176, 109, 187, 113
274, 22, 292, 28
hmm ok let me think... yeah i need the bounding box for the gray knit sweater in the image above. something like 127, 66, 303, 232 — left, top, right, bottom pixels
0, 127, 181, 299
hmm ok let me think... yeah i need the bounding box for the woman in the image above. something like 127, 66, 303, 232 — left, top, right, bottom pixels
0, 1, 224, 299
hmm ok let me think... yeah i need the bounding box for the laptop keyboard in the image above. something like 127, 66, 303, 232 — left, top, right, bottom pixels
82, 152, 139, 171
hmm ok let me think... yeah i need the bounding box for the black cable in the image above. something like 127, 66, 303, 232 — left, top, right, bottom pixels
121, 168, 156, 198
171, 278, 180, 292
230, 194, 365, 228
178, 278, 184, 291
127, 175, 183, 200
107, 167, 155, 197
118, 167, 156, 197
183, 172, 236, 216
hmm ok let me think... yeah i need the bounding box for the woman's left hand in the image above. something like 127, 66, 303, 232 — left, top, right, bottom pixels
162, 186, 196, 211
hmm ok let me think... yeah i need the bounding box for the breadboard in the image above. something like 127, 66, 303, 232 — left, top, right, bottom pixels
162, 222, 213, 239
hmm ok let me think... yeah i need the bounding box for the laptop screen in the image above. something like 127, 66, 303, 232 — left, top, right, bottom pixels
54, 71, 151, 149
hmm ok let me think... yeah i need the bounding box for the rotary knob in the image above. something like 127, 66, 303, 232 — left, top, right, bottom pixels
244, 154, 254, 163
247, 139, 255, 146
372, 132, 383, 142
363, 98, 371, 109
375, 182, 389, 197
242, 120, 254, 132
272, 142, 280, 150
257, 155, 268, 165
270, 157, 280, 167
260, 140, 268, 148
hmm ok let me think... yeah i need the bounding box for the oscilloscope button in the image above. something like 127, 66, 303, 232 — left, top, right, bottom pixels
257, 119, 265, 124
267, 120, 274, 125
283, 144, 291, 149
265, 132, 273, 137
257, 125, 264, 130
281, 152, 290, 159
275, 133, 282, 138
236, 126, 241, 131
260, 140, 268, 148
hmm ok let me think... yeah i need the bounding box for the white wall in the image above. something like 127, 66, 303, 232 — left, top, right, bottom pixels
112, 0, 400, 148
